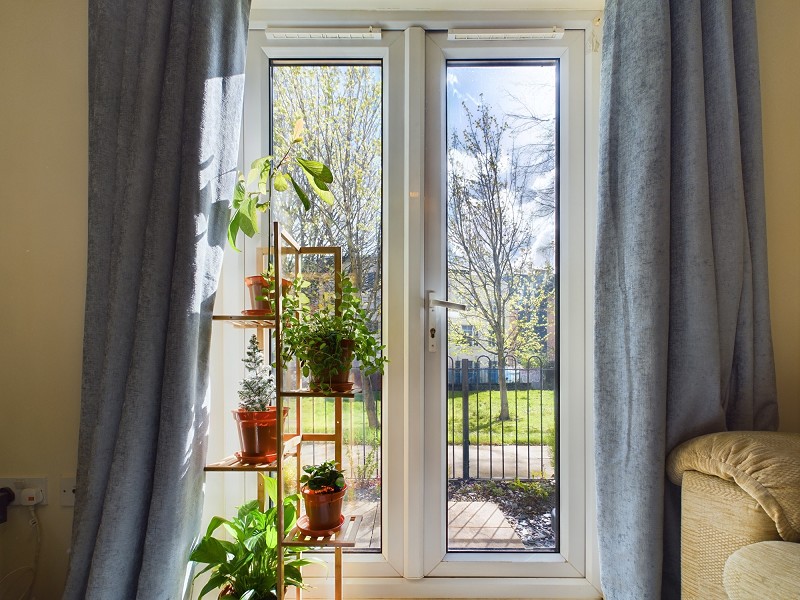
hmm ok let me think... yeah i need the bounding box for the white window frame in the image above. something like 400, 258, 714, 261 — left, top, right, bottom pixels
207, 10, 602, 599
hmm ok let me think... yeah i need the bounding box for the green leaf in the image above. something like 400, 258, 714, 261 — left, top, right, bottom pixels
190, 537, 229, 564
264, 524, 277, 547
205, 516, 229, 538
244, 530, 266, 552
273, 171, 290, 192
283, 501, 297, 532
284, 564, 305, 586
237, 500, 260, 520
287, 173, 311, 211
232, 175, 246, 209
299, 165, 335, 206
198, 574, 229, 599
262, 473, 278, 504
292, 118, 305, 142
296, 157, 333, 184
248, 156, 272, 182
227, 212, 242, 252
239, 195, 259, 238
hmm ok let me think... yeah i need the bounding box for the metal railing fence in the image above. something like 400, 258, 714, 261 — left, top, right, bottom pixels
447, 355, 556, 480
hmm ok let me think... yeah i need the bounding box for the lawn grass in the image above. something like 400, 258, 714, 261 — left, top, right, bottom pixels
289, 389, 555, 447
446, 389, 555, 445
293, 394, 381, 445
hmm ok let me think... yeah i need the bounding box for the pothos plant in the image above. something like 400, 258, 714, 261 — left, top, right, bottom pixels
280, 272, 387, 391
228, 118, 335, 251
189, 475, 320, 600
238, 334, 276, 412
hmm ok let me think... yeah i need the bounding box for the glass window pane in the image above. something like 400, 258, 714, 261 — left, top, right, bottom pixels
271, 62, 383, 552
446, 61, 558, 552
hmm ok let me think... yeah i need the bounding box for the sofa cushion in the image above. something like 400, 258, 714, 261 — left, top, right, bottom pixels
723, 541, 800, 599
666, 431, 800, 542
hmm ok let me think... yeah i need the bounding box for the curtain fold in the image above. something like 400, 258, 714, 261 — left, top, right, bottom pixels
64, 1, 250, 597
595, 1, 778, 598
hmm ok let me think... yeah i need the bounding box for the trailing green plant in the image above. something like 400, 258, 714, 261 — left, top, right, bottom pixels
281, 272, 387, 391
346, 433, 380, 481
299, 460, 345, 493
508, 477, 550, 500
542, 427, 556, 470
238, 334, 276, 412
189, 474, 319, 600
228, 118, 335, 251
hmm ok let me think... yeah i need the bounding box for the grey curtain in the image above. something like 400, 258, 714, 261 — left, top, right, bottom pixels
595, 1, 778, 598
64, 1, 250, 597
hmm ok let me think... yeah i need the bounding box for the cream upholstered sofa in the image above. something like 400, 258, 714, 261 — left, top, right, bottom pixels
666, 431, 800, 599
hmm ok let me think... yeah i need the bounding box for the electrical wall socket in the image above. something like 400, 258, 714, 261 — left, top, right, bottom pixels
60, 476, 76, 506
0, 477, 48, 506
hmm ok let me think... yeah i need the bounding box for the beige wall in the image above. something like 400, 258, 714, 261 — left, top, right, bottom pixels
0, 2, 797, 597
0, 1, 86, 596
758, 0, 800, 433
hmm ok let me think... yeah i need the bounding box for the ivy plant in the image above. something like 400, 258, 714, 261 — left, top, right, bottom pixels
280, 272, 387, 391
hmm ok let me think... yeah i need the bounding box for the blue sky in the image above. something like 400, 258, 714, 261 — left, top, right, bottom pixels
446, 63, 557, 269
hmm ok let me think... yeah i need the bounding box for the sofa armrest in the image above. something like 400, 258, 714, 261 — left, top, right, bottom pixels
666, 431, 800, 542
723, 541, 800, 599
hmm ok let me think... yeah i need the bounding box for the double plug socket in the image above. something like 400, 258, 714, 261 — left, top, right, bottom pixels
0, 478, 48, 506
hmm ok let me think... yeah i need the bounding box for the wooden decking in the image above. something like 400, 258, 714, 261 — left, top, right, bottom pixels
342, 499, 524, 550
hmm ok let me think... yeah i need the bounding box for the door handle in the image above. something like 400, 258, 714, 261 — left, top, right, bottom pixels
426, 291, 466, 352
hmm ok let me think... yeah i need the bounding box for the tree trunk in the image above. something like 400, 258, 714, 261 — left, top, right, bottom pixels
497, 353, 511, 421
497, 372, 511, 421
362, 374, 380, 430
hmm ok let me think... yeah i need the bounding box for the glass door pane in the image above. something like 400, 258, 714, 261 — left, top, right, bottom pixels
445, 61, 558, 552
271, 61, 384, 552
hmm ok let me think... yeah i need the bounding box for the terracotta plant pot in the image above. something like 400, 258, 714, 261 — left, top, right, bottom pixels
302, 484, 347, 532
243, 276, 291, 316
218, 584, 277, 600
232, 407, 289, 464
308, 339, 355, 392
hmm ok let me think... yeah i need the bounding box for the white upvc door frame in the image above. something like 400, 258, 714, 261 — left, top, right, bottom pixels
420, 26, 596, 588
223, 12, 602, 599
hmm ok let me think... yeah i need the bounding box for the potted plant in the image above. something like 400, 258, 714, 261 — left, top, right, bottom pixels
298, 460, 347, 534
232, 335, 286, 464
244, 266, 292, 317
281, 273, 387, 393
228, 118, 335, 251
190, 474, 319, 599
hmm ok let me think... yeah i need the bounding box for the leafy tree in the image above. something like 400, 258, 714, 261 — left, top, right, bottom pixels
448, 100, 554, 420
505, 91, 557, 221
271, 65, 384, 429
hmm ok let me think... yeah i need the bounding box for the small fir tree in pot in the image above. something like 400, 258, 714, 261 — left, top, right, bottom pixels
232, 335, 285, 464
238, 334, 276, 411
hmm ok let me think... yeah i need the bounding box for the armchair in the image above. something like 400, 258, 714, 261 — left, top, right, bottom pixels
666, 431, 800, 599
